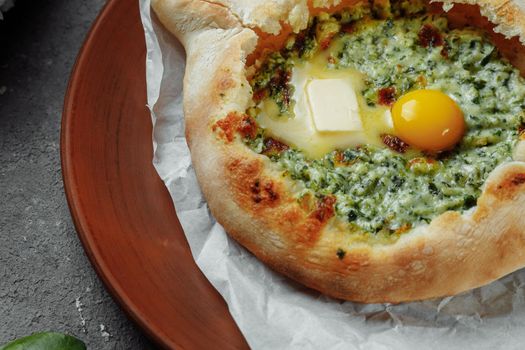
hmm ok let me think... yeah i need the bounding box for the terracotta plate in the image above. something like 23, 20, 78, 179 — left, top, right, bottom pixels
61, 1, 248, 348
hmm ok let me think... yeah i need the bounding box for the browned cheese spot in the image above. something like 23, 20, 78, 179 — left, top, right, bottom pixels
511, 173, 525, 186
341, 23, 354, 34
320, 35, 335, 50
394, 223, 412, 235
270, 69, 292, 107
250, 179, 280, 204
416, 75, 427, 87
491, 172, 525, 200
378, 87, 396, 106
252, 89, 267, 103
418, 24, 443, 48
519, 123, 525, 140
213, 112, 258, 142
440, 41, 450, 58
262, 137, 290, 156
213, 112, 239, 142
238, 115, 258, 140
294, 196, 337, 246
381, 134, 410, 153
311, 195, 337, 222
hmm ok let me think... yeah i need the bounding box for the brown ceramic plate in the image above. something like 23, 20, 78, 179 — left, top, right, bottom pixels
61, 1, 248, 349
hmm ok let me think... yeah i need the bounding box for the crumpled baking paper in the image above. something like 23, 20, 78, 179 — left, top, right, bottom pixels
139, 1, 525, 348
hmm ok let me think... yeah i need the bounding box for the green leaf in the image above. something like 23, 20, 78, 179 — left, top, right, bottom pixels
0, 332, 86, 350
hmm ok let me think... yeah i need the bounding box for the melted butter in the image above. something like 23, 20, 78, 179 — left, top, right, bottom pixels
256, 53, 394, 159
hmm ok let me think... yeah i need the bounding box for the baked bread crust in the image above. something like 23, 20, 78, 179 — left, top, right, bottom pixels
152, 0, 525, 302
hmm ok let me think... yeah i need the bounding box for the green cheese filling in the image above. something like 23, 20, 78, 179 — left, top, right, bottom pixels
246, 2, 525, 236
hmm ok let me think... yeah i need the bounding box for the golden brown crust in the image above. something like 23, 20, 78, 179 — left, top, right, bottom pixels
152, 0, 525, 302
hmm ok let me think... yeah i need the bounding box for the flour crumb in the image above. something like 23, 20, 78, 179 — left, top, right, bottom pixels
75, 297, 87, 332
0, 86, 6, 95
442, 2, 454, 12
100, 324, 111, 341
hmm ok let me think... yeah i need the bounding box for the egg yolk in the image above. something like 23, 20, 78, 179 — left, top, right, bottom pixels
391, 90, 465, 152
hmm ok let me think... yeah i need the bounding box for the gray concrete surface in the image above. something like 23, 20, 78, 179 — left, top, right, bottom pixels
0, 1, 156, 348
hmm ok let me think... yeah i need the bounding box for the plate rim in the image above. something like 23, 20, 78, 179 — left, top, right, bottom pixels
60, 1, 177, 348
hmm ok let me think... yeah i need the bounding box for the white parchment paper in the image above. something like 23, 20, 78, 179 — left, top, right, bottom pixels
139, 1, 525, 348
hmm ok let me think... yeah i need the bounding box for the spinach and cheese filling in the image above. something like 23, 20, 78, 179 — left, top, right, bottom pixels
244, 2, 525, 235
